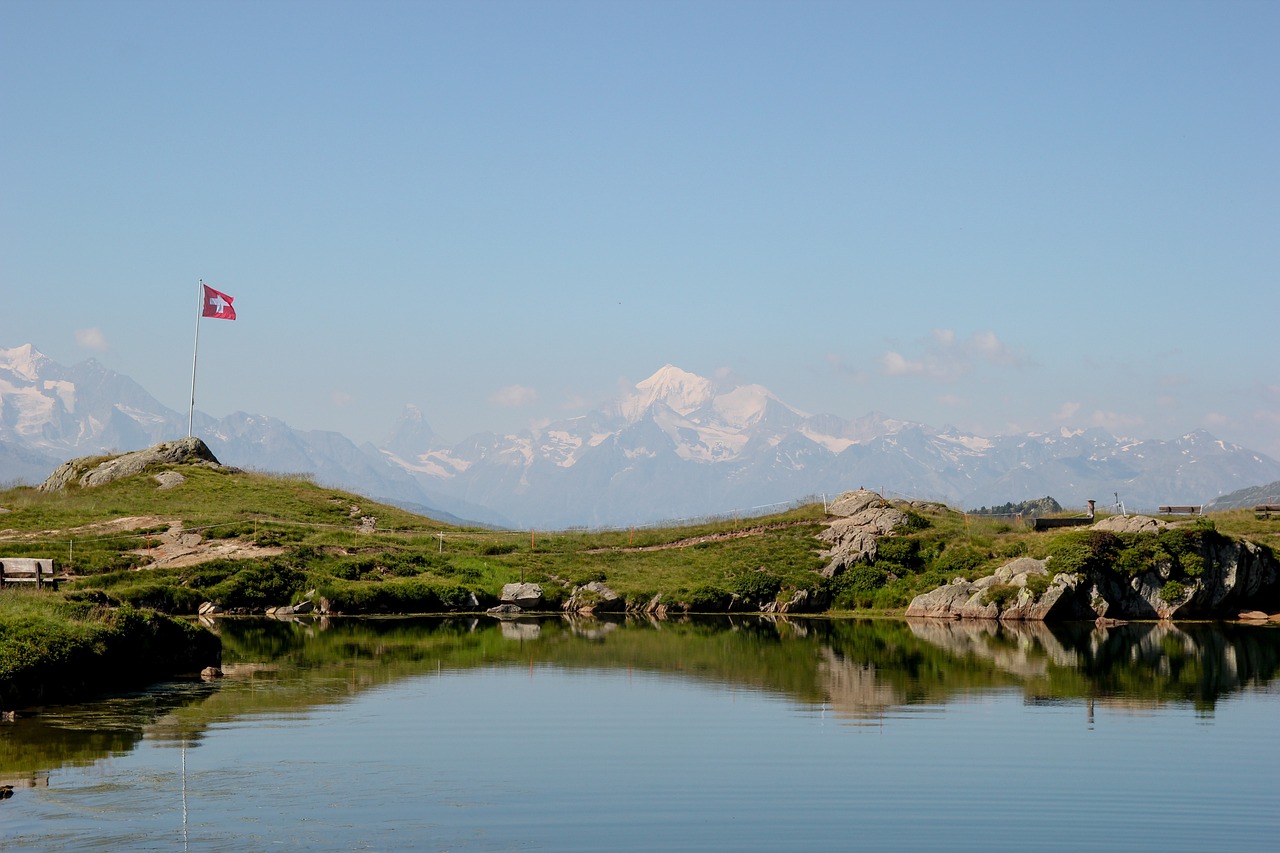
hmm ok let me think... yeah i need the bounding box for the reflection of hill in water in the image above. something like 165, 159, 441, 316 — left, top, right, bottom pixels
903, 619, 1280, 713
6, 616, 1280, 781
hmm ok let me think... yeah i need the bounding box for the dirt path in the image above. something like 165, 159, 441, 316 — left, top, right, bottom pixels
0, 515, 285, 570
587, 520, 813, 553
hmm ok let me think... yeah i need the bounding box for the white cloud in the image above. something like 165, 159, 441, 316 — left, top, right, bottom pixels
1084, 409, 1144, 432
1204, 412, 1230, 428
937, 394, 967, 407
490, 384, 537, 407
330, 391, 353, 407
879, 351, 930, 377
877, 329, 1027, 381
74, 327, 109, 352
1053, 402, 1082, 420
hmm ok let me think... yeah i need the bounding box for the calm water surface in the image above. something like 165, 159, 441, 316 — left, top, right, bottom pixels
2, 616, 1279, 851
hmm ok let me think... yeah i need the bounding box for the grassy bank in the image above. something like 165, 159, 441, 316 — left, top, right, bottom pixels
0, 590, 220, 709
3, 458, 1278, 618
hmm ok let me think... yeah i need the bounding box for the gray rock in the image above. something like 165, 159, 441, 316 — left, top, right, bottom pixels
499, 620, 541, 640
777, 587, 830, 614
153, 471, 186, 490
39, 437, 226, 492
993, 557, 1049, 585
819, 505, 910, 577
1092, 514, 1170, 534
905, 582, 980, 619
500, 582, 544, 609
564, 581, 623, 614
198, 601, 222, 616
487, 603, 523, 614
827, 489, 887, 517
910, 526, 1280, 621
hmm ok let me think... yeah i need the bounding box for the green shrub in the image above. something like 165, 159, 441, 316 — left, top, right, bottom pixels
1114, 547, 1151, 576
900, 510, 932, 531
1025, 573, 1051, 597
875, 538, 922, 569
930, 546, 988, 577
1045, 531, 1121, 575
730, 570, 782, 602
825, 564, 889, 609
482, 543, 518, 556
684, 584, 731, 612
1159, 580, 1187, 604
315, 578, 479, 614
108, 582, 204, 614
996, 541, 1028, 559
1181, 553, 1205, 578
208, 560, 306, 609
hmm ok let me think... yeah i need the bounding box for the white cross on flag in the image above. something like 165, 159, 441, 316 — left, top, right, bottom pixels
201, 284, 236, 320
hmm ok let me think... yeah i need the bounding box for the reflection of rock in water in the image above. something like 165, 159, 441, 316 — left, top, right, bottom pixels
816, 648, 904, 721
499, 620, 542, 641
907, 618, 1081, 679
0, 773, 48, 789
568, 619, 618, 641
902, 616, 1280, 711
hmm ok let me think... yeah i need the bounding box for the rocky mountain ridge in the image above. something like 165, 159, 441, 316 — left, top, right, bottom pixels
4, 344, 1280, 528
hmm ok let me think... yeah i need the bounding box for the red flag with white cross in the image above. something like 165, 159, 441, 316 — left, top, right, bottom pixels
201, 284, 236, 320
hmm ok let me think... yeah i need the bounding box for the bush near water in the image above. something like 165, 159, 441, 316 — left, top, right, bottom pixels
0, 592, 220, 708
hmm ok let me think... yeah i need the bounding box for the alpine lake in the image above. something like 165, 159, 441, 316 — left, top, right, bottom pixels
2, 614, 1279, 851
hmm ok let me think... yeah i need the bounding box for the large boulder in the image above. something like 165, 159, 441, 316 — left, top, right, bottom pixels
39, 437, 226, 492
904, 578, 994, 619
827, 489, 887, 517
906, 557, 1091, 621
819, 504, 910, 577
500, 582, 544, 609
1092, 515, 1170, 534
564, 581, 623, 614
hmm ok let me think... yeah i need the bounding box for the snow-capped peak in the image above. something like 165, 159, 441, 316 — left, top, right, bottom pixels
712, 383, 780, 428
0, 344, 50, 382
621, 365, 715, 420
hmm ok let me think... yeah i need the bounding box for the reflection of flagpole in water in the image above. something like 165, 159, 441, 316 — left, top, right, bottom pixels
182, 742, 189, 851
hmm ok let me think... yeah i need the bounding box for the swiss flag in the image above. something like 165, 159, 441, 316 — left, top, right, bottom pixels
201, 284, 236, 320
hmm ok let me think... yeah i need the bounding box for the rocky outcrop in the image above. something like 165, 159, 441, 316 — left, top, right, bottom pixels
39, 437, 229, 492
904, 556, 1091, 621
564, 581, 623, 614
818, 489, 910, 577
907, 523, 1280, 621
1091, 514, 1170, 534
765, 587, 830, 614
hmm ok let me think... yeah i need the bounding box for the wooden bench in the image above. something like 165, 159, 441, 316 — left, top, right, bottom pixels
1158, 505, 1201, 515
0, 559, 64, 590
1256, 504, 1280, 518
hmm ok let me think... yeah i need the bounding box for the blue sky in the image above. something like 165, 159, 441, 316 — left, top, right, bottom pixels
3, 0, 1278, 457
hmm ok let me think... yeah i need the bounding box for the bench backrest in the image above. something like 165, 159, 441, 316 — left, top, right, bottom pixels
0, 558, 56, 580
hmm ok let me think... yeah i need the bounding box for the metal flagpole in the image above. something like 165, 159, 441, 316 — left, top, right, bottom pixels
188, 280, 203, 437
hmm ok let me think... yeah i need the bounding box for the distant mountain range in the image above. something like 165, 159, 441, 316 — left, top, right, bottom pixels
1204, 481, 1280, 511
4, 344, 1280, 528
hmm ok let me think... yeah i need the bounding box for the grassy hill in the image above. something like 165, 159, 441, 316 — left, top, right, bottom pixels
3, 453, 1278, 617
